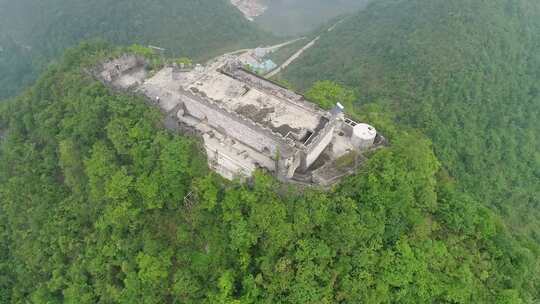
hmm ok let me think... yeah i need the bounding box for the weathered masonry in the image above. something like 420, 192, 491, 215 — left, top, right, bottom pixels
98, 53, 384, 185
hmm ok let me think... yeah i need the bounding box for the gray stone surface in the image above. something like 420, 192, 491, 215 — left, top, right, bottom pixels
96, 51, 381, 185
98, 55, 147, 90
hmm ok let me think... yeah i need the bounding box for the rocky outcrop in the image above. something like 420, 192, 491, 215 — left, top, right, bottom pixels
231, 0, 267, 21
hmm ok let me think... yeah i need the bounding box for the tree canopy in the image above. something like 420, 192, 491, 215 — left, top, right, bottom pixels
283, 0, 540, 245
0, 42, 538, 303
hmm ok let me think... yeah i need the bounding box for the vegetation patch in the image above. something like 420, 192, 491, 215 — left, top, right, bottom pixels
0, 43, 537, 303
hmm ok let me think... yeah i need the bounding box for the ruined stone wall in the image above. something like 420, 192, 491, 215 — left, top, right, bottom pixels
305, 124, 335, 169
223, 67, 326, 117
180, 89, 295, 158
99, 55, 145, 82
341, 123, 354, 137
304, 116, 342, 169
280, 150, 303, 179
207, 146, 250, 180
204, 137, 256, 180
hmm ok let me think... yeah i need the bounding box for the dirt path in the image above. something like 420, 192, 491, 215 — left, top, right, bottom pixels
327, 16, 350, 32
264, 17, 350, 78
221, 38, 305, 58
265, 36, 320, 78
259, 37, 306, 53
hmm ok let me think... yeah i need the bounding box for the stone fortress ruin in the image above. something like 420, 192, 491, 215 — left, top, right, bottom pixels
98, 51, 385, 185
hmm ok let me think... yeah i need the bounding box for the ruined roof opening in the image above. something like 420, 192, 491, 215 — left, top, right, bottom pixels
301, 131, 314, 145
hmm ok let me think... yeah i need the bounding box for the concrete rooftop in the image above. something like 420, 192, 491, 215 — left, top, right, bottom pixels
186, 69, 324, 140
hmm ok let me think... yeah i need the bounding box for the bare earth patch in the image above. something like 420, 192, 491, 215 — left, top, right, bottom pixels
231, 0, 267, 21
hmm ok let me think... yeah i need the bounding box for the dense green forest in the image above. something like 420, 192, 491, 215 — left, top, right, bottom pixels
0, 0, 271, 99
1, 0, 539, 302
0, 42, 538, 303
0, 35, 36, 99
283, 0, 540, 242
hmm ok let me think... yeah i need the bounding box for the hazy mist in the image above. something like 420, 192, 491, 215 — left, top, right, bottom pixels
255, 0, 369, 36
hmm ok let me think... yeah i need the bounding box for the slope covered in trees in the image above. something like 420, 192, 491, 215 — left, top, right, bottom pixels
282, 0, 540, 241
0, 43, 538, 303
0, 0, 271, 99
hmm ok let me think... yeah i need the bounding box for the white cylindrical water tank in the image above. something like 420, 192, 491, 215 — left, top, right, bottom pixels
351, 123, 377, 150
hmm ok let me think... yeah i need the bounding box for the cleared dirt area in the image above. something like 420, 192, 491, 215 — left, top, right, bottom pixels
230, 0, 267, 21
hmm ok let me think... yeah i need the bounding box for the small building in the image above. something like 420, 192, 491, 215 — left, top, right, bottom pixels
248, 59, 277, 74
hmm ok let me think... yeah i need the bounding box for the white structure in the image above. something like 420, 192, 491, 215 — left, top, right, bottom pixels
352, 123, 377, 150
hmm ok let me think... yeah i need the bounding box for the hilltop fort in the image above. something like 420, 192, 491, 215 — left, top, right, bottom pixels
97, 50, 384, 185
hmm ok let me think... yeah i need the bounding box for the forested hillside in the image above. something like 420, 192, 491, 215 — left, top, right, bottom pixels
0, 0, 270, 99
0, 35, 36, 99
283, 0, 540, 241
0, 42, 538, 303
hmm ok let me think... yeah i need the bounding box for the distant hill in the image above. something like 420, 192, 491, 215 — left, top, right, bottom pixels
283, 0, 540, 240
0, 0, 271, 99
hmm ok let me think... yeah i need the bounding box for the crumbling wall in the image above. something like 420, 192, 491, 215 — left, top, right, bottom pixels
223, 67, 324, 116
280, 150, 303, 179
180, 91, 286, 156
305, 124, 335, 169
99, 55, 144, 81
98, 54, 147, 90
204, 136, 254, 179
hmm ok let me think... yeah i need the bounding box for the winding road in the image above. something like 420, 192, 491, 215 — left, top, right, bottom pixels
264, 17, 348, 78
265, 36, 320, 78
